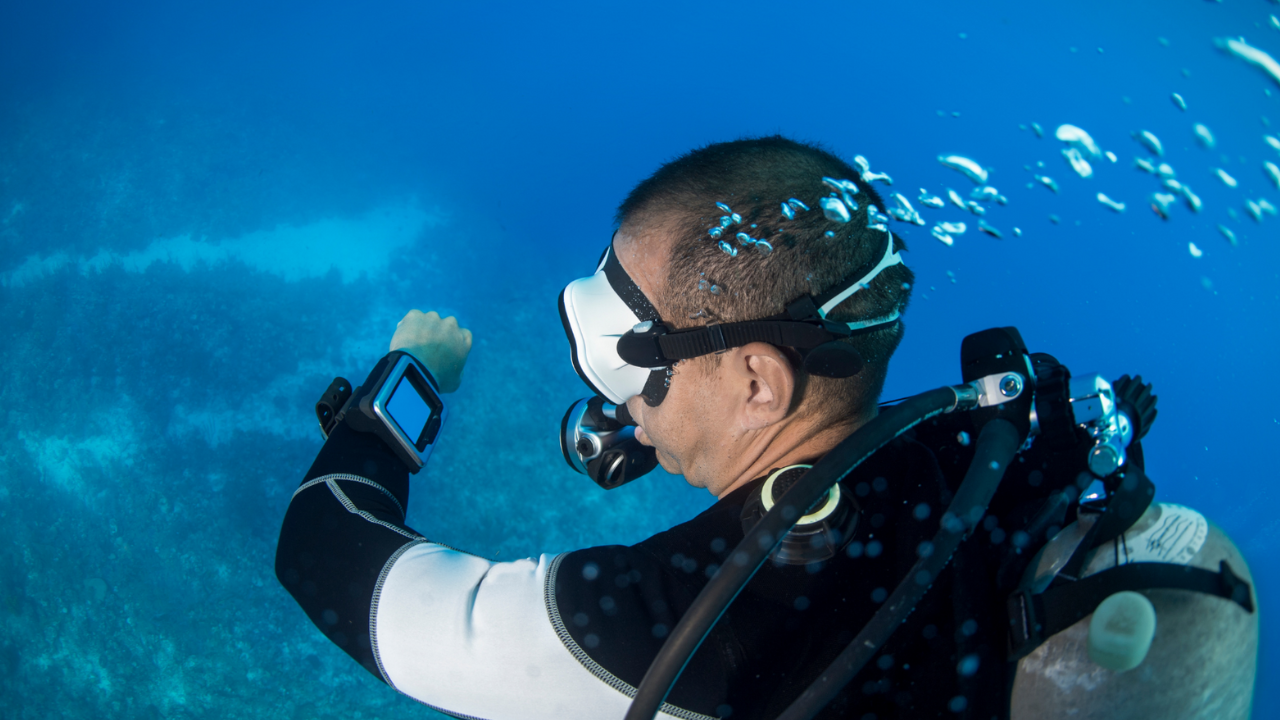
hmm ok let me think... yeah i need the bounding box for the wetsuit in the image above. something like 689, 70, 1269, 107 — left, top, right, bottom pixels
275, 419, 1014, 719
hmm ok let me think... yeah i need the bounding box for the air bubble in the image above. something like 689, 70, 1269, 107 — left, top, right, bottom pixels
820, 196, 851, 223
755, 241, 773, 256
937, 155, 989, 184
918, 188, 945, 208
718, 240, 738, 257
1195, 124, 1216, 149
1134, 130, 1163, 157
1062, 147, 1093, 178
867, 205, 890, 231
1097, 194, 1126, 213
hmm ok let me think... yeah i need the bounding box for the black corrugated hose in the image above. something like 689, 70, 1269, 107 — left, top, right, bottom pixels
625, 386, 971, 720
776, 417, 1022, 720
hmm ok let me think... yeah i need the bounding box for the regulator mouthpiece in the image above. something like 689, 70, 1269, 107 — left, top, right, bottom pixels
560, 396, 659, 490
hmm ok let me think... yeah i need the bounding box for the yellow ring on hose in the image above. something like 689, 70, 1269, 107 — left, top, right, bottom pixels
760, 464, 840, 524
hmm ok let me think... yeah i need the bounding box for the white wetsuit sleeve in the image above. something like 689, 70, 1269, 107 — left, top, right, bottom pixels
373, 542, 704, 720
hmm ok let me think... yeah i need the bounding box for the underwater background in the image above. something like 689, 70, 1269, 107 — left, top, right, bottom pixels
1, 0, 1276, 717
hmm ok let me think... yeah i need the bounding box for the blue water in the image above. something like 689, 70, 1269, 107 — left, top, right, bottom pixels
1, 0, 1275, 717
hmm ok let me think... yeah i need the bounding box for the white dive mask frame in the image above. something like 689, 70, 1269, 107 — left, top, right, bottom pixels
559, 244, 662, 405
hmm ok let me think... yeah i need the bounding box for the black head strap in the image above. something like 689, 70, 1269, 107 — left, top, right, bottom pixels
602, 245, 660, 322
614, 230, 901, 378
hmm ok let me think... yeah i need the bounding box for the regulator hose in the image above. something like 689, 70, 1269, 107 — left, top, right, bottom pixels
624, 386, 967, 720
776, 417, 1023, 720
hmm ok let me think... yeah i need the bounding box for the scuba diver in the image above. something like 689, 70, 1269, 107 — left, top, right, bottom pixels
275, 136, 1258, 719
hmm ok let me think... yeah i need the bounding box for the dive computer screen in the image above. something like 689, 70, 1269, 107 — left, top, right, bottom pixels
384, 365, 443, 450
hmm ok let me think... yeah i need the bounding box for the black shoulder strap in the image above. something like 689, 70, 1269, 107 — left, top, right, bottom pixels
1058, 466, 1155, 582
1008, 560, 1254, 661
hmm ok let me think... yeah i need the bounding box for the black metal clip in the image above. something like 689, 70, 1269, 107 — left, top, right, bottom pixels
315, 376, 353, 439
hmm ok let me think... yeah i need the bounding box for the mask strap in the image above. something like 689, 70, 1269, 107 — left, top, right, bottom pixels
816, 231, 903, 319
844, 308, 901, 332
602, 243, 661, 322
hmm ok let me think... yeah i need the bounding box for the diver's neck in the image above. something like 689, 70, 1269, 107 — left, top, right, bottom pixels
714, 409, 873, 500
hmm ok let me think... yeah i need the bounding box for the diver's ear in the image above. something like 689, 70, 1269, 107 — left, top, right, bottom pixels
733, 342, 796, 430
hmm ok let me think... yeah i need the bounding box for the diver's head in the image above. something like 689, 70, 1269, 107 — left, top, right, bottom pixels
563, 136, 915, 496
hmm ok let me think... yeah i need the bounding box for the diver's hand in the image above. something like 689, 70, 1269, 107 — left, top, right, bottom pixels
390, 310, 473, 393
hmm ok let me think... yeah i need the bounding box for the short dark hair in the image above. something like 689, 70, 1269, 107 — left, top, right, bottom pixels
616, 136, 915, 421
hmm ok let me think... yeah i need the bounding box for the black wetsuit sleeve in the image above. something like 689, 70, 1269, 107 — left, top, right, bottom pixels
274, 421, 419, 682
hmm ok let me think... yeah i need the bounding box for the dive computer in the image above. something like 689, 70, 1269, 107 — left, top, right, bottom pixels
315, 351, 447, 473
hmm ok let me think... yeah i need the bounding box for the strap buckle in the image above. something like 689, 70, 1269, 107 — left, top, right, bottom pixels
707, 324, 728, 354
1006, 589, 1044, 661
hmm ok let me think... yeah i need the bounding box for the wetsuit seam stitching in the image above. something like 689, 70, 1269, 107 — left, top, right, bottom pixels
325, 479, 420, 540
295, 473, 406, 518
543, 554, 717, 720
370, 538, 425, 687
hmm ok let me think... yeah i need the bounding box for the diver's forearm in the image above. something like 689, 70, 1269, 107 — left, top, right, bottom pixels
274, 422, 420, 682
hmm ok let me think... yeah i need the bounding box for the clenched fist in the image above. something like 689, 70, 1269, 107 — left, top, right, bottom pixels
389, 310, 473, 393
